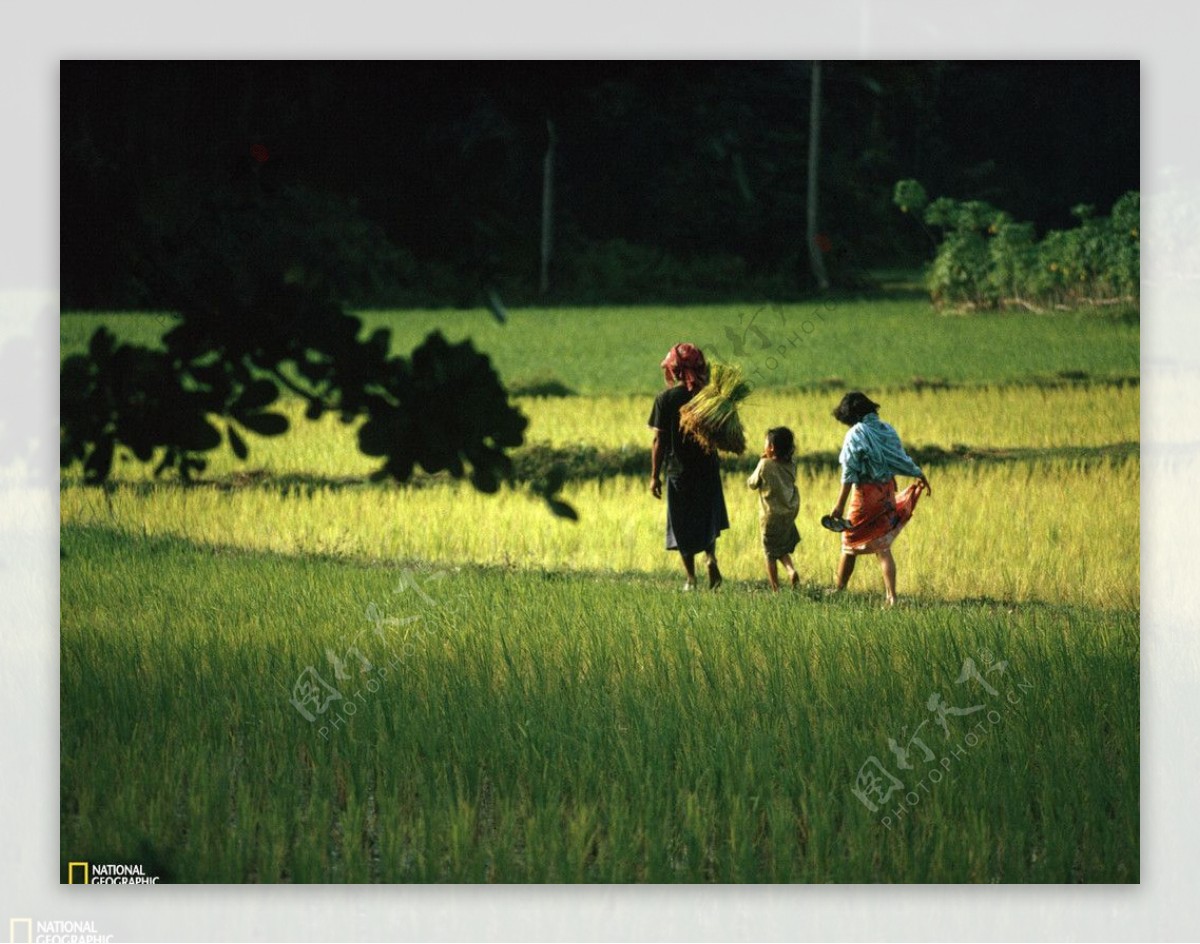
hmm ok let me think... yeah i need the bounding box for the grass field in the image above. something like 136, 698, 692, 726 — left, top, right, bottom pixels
61, 299, 1139, 394
57, 383, 1138, 483
59, 299, 1139, 882
61, 456, 1137, 610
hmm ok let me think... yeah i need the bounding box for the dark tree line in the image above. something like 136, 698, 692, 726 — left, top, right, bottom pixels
62, 60, 1139, 308
59, 60, 1139, 500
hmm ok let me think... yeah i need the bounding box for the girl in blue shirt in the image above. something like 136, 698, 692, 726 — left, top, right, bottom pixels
827, 392, 931, 605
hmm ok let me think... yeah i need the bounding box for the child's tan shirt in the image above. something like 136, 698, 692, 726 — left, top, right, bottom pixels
747, 457, 800, 521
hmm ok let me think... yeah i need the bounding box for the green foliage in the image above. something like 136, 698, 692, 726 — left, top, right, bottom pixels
897, 181, 1140, 310
892, 179, 928, 215
1031, 192, 1141, 305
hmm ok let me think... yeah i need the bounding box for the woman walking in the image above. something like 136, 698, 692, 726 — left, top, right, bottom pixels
648, 343, 729, 590
828, 392, 931, 605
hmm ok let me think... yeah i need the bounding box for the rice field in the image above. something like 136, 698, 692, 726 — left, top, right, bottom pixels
61, 299, 1139, 394
60, 524, 1138, 883
61, 455, 1137, 611
60, 383, 1137, 482
59, 300, 1139, 882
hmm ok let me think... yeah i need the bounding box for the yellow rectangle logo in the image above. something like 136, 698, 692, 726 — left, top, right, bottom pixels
67, 861, 89, 884
10, 917, 32, 943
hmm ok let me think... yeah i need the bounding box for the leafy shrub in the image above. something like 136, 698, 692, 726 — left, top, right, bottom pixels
894, 180, 1139, 310
892, 179, 928, 215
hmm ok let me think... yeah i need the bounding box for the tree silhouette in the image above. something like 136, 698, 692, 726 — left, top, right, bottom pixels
59, 148, 575, 518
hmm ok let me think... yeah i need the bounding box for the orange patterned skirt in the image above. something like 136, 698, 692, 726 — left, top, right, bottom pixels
841, 479, 924, 555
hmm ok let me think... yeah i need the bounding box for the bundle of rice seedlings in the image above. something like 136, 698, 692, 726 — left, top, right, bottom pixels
680, 361, 752, 455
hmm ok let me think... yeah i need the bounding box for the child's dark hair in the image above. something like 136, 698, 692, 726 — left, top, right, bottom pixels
833, 391, 881, 426
766, 426, 795, 463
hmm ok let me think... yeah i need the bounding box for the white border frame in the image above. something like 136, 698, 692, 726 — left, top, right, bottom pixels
5, 2, 1196, 940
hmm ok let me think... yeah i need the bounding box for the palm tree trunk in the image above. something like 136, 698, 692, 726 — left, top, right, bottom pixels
807, 61, 831, 291
540, 119, 557, 295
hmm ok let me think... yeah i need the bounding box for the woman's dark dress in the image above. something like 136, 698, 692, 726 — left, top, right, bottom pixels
649, 384, 730, 554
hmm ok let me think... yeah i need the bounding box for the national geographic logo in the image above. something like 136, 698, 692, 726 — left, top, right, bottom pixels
8, 918, 114, 943
66, 861, 159, 885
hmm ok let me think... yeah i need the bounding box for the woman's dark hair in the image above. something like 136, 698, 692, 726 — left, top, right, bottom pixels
833, 391, 880, 426
766, 426, 796, 463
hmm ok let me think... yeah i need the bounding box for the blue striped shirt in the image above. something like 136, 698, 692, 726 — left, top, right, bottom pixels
839, 413, 923, 484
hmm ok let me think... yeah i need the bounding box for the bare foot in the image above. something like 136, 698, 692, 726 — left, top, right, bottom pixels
789, 571, 799, 589
707, 561, 723, 590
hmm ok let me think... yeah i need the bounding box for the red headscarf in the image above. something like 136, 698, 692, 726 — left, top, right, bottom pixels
661, 343, 709, 392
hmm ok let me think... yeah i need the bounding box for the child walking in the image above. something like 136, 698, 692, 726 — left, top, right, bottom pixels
747, 427, 802, 591
827, 391, 931, 606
